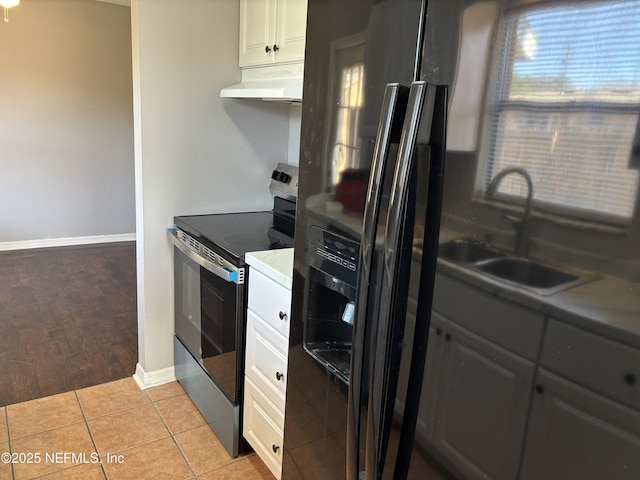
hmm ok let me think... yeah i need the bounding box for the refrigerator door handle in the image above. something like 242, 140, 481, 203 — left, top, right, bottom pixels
393, 83, 448, 480
347, 82, 409, 480
365, 80, 437, 480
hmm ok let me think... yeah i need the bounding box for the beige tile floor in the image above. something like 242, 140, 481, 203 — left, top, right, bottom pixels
0, 378, 274, 480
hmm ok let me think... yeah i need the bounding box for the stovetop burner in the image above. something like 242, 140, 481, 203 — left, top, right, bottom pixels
174, 209, 294, 264
220, 232, 283, 251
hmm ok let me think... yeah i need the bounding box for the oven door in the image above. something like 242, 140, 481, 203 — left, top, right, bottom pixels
172, 231, 244, 404
200, 266, 241, 401
174, 247, 202, 363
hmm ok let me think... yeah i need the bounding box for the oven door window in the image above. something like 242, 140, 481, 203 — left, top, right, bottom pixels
201, 267, 238, 402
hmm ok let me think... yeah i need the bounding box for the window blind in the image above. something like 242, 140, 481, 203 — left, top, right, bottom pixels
483, 0, 640, 221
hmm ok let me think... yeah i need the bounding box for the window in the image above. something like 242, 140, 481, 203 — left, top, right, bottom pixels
331, 62, 365, 186
323, 34, 366, 189
482, 0, 640, 222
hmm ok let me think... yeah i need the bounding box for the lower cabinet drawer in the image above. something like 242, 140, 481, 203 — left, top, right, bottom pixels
540, 319, 640, 410
245, 309, 288, 411
243, 377, 284, 480
248, 268, 292, 338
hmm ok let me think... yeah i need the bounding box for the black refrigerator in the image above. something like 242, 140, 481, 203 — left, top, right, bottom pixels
284, 1, 640, 479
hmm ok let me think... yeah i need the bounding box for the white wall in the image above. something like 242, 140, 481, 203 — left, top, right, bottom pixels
288, 105, 303, 165
131, 0, 291, 383
0, 0, 135, 245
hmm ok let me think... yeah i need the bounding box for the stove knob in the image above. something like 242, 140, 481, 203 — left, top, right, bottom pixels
279, 172, 291, 184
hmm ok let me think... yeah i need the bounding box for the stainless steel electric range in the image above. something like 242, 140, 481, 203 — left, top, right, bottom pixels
169, 163, 297, 457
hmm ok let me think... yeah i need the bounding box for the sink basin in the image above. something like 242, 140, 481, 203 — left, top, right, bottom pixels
476, 257, 580, 293
438, 238, 599, 295
439, 238, 504, 263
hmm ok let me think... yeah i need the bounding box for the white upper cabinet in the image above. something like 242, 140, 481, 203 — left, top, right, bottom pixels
273, 0, 307, 64
239, 0, 307, 67
239, 0, 275, 67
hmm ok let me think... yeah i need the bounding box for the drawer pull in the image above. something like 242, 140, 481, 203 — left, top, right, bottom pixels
624, 373, 636, 385
279, 311, 287, 320
272, 444, 280, 453
276, 371, 284, 381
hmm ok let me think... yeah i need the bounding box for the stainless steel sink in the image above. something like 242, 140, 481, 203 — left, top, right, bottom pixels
438, 238, 599, 295
476, 257, 596, 295
439, 238, 504, 263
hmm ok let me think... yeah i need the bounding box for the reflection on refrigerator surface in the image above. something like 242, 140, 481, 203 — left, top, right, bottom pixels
285, 0, 640, 479
283, 345, 348, 480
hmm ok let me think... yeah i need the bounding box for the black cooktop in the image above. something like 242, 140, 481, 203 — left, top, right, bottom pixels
174, 211, 294, 263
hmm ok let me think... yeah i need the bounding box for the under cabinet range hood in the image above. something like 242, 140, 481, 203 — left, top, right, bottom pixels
220, 63, 303, 102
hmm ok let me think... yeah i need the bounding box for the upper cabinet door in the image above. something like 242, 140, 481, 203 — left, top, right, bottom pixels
239, 0, 277, 67
273, 0, 307, 64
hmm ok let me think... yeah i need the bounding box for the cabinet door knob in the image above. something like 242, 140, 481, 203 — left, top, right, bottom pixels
276, 371, 284, 381
279, 311, 287, 320
435, 328, 442, 336
265, 45, 272, 53
445, 333, 452, 341
624, 373, 636, 385
273, 44, 280, 52
535, 384, 544, 395
272, 444, 280, 453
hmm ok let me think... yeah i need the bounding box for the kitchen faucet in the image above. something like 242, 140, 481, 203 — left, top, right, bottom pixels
486, 167, 533, 257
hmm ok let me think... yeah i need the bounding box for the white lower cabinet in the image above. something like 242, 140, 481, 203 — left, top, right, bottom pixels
243, 264, 292, 480
243, 377, 285, 477
421, 315, 535, 480
423, 274, 640, 480
245, 310, 288, 412
519, 369, 640, 480
519, 320, 640, 480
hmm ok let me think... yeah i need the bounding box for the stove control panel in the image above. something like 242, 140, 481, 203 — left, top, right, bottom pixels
269, 162, 299, 201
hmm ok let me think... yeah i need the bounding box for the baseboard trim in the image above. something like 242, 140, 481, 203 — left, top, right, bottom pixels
132, 363, 176, 390
0, 233, 136, 251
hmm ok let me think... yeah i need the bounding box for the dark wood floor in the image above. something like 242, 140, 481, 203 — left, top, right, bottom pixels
0, 242, 138, 406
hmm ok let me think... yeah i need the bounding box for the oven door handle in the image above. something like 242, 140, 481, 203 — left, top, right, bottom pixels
168, 228, 240, 283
